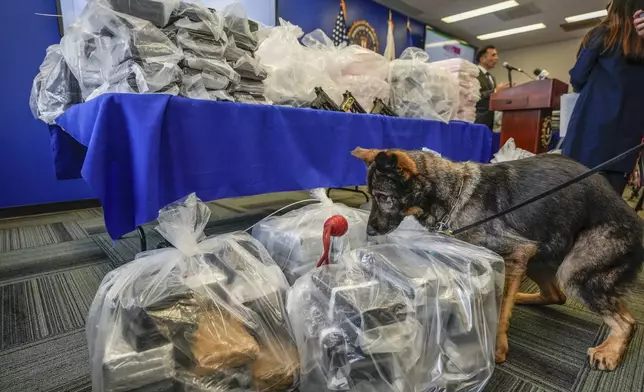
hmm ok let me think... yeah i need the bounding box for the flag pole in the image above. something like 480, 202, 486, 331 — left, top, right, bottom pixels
341, 0, 347, 20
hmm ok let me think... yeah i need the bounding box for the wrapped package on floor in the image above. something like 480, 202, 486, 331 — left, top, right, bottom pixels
370, 233, 504, 391
30, 44, 83, 124
108, 0, 179, 27
252, 189, 370, 284
288, 237, 504, 392
287, 264, 419, 392
87, 194, 299, 392
389, 48, 460, 123
101, 326, 174, 392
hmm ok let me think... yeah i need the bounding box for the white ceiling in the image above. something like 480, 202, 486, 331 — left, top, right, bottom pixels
373, 0, 609, 50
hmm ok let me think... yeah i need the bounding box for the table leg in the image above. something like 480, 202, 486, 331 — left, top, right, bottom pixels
136, 226, 147, 252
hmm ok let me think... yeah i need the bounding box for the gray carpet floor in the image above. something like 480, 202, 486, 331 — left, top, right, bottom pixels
1, 190, 643, 392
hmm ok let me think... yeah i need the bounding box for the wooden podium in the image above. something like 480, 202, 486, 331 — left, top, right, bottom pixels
490, 79, 569, 154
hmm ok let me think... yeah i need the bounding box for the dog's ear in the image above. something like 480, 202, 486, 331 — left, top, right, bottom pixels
388, 151, 419, 177
351, 147, 382, 164
351, 147, 418, 178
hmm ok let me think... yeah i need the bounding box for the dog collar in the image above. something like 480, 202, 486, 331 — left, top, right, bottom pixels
434, 178, 464, 236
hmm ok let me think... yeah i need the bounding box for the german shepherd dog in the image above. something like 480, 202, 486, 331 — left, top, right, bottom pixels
352, 147, 643, 371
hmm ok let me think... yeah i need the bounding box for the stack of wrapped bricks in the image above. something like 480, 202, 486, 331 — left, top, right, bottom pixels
89, 195, 299, 392
430, 58, 482, 123
29, 0, 269, 124
288, 236, 504, 392
388, 48, 461, 123
164, 2, 268, 103
90, 193, 505, 392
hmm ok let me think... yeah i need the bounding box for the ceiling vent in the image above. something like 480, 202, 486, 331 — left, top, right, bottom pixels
494, 2, 542, 21
560, 18, 602, 32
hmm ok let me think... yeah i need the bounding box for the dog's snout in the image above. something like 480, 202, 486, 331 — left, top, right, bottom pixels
367, 225, 378, 237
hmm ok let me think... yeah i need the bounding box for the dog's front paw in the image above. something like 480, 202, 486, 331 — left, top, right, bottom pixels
588, 344, 624, 371
495, 334, 509, 363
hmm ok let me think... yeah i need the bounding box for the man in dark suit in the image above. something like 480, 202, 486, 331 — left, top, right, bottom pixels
475, 45, 509, 129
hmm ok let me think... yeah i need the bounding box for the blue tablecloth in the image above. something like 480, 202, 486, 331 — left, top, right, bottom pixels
54, 94, 493, 240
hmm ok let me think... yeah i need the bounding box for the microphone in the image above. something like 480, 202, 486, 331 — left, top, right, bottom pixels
533, 68, 550, 80
502, 62, 522, 72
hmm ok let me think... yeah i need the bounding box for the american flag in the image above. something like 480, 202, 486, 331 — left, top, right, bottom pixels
332, 2, 350, 46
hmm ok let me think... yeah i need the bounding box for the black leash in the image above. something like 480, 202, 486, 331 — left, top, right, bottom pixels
449, 143, 644, 236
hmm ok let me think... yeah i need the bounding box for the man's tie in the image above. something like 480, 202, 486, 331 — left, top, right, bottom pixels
486, 73, 495, 89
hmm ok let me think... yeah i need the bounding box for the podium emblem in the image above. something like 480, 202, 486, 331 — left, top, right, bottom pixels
540, 115, 553, 149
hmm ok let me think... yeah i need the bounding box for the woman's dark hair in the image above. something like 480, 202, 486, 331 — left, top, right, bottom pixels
580, 0, 644, 61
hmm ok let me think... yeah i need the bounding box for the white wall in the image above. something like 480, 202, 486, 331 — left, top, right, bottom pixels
489, 38, 584, 90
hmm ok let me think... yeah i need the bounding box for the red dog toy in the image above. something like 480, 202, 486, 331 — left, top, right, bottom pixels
316, 215, 349, 267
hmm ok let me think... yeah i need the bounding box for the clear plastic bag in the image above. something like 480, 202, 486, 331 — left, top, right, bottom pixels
232, 54, 267, 81
30, 44, 83, 124
344, 75, 390, 113
231, 79, 265, 96
87, 194, 299, 392
252, 189, 370, 285
288, 233, 504, 392
257, 19, 343, 106
491, 137, 535, 163
176, 28, 227, 59
389, 48, 460, 123
170, 1, 227, 42
107, 0, 180, 27
234, 92, 270, 105
339, 45, 390, 81
180, 70, 234, 102
87, 59, 182, 100
183, 68, 230, 90
430, 59, 482, 123
223, 3, 257, 51
60, 0, 183, 99
183, 51, 240, 83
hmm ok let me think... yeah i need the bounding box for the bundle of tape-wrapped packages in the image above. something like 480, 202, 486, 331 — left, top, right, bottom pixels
389, 48, 461, 123
256, 19, 390, 111
252, 189, 370, 285
288, 229, 504, 392
30, 0, 270, 124
87, 194, 299, 392
430, 58, 482, 123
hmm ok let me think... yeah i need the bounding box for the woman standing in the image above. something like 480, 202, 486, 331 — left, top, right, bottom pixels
563, 0, 644, 195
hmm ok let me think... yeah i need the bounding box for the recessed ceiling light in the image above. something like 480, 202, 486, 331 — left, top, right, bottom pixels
441, 1, 520, 24
477, 23, 547, 40
564, 10, 608, 23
